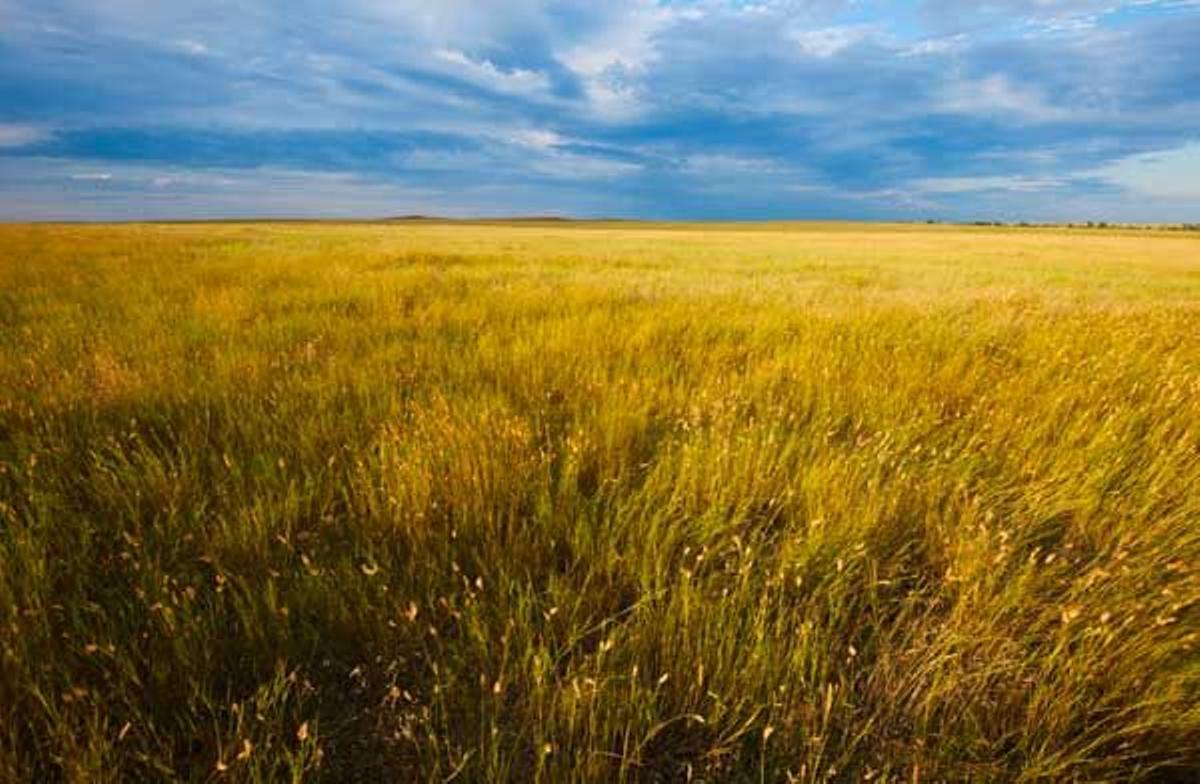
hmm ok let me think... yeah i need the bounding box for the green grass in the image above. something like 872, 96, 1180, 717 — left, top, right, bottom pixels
1, 221, 1198, 782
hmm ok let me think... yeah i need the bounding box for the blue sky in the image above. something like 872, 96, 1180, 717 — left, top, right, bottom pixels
1, 0, 1198, 221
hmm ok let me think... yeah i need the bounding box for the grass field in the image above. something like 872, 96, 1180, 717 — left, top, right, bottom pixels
1, 221, 1198, 782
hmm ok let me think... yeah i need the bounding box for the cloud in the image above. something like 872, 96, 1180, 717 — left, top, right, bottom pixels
0, 123, 50, 148
175, 39, 211, 56
787, 25, 874, 58
0, 156, 637, 220
1086, 141, 1200, 198
0, 0, 1198, 220
679, 154, 793, 177
918, 0, 1168, 31
900, 34, 968, 57
507, 129, 565, 150
559, 2, 695, 118
938, 74, 1071, 122
914, 175, 1066, 194
433, 49, 552, 96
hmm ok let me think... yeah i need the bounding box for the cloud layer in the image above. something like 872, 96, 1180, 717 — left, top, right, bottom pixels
1, 0, 1198, 220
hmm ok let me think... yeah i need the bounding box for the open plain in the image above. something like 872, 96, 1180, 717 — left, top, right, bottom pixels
1, 222, 1198, 781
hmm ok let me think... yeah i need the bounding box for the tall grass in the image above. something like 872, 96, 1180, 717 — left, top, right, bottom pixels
1, 222, 1198, 781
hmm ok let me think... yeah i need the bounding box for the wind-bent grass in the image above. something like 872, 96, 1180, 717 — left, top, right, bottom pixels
0, 221, 1198, 782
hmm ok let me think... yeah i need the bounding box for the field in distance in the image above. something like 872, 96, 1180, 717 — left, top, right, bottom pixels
1, 221, 1198, 781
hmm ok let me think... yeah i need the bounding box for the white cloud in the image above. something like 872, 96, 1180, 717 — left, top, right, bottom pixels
1086, 142, 1200, 198
679, 154, 790, 176
559, 2, 692, 119
508, 129, 564, 150
914, 175, 1066, 193
528, 152, 641, 180
788, 25, 872, 58
560, 3, 676, 76
2, 155, 646, 220
0, 123, 49, 148
510, 133, 641, 180
434, 48, 551, 96
175, 39, 210, 56
939, 74, 1071, 122
150, 173, 235, 187
394, 147, 491, 171
900, 34, 966, 57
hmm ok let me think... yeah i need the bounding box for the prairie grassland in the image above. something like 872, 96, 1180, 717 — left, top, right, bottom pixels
1, 222, 1198, 782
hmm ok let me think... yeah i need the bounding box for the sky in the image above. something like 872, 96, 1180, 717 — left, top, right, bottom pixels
1, 0, 1199, 222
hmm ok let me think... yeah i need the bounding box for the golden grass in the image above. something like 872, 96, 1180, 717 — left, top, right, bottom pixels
1, 221, 1198, 781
